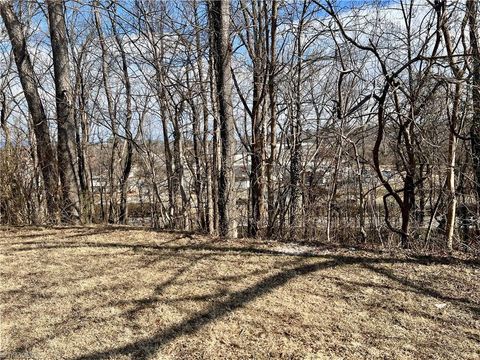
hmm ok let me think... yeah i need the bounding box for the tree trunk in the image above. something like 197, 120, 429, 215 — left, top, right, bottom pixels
172, 101, 187, 230
467, 0, 480, 199
289, 1, 308, 239
93, 1, 119, 223
109, 5, 134, 225
240, 0, 268, 238
209, 0, 237, 238
266, 0, 278, 237
73, 49, 92, 222
1, 2, 59, 222
150, 11, 175, 228
194, 0, 214, 234
446, 83, 462, 251
47, 0, 80, 223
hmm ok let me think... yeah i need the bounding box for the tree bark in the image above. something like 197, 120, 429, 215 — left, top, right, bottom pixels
194, 0, 214, 234
73, 43, 92, 222
467, 0, 480, 199
0, 2, 59, 222
289, 1, 308, 239
266, 0, 278, 237
47, 0, 80, 223
209, 0, 237, 238
245, 0, 268, 238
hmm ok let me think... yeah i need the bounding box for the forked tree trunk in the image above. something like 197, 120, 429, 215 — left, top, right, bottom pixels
109, 5, 134, 225
241, 0, 268, 238
93, 1, 119, 223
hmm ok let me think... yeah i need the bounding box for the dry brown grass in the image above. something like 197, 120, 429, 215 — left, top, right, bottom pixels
0, 226, 479, 360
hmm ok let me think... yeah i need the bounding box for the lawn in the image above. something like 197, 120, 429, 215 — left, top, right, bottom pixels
0, 226, 479, 359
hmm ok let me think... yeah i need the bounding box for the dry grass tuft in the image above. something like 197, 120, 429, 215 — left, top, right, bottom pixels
0, 226, 479, 359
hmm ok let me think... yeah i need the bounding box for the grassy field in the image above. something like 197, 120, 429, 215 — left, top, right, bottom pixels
0, 226, 479, 359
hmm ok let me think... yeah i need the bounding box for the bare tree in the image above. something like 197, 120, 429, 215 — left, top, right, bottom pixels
0, 2, 59, 222
209, 0, 237, 238
107, 2, 134, 224
467, 0, 480, 200
47, 0, 80, 223
1, 0, 478, 251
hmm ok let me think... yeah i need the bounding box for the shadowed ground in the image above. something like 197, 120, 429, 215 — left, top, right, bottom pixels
0, 226, 479, 359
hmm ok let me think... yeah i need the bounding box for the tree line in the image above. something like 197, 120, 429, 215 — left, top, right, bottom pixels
0, 0, 479, 251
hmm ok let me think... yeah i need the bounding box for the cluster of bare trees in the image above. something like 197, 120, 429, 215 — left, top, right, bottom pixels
1, 0, 479, 251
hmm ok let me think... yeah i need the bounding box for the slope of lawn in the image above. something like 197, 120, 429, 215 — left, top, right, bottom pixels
0, 226, 479, 359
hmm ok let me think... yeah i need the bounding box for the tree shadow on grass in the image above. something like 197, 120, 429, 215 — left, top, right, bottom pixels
3, 232, 479, 360
363, 263, 480, 315
73, 257, 351, 360
4, 225, 480, 264
0, 225, 196, 243
71, 248, 479, 360
2, 232, 60, 240
120, 253, 209, 320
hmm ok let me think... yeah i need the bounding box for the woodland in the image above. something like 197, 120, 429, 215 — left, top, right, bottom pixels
1, 0, 480, 251
1, 1, 480, 359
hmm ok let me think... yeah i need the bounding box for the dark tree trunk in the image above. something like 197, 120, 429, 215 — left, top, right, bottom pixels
266, 0, 278, 237
73, 49, 92, 222
289, 1, 308, 239
467, 0, 480, 199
